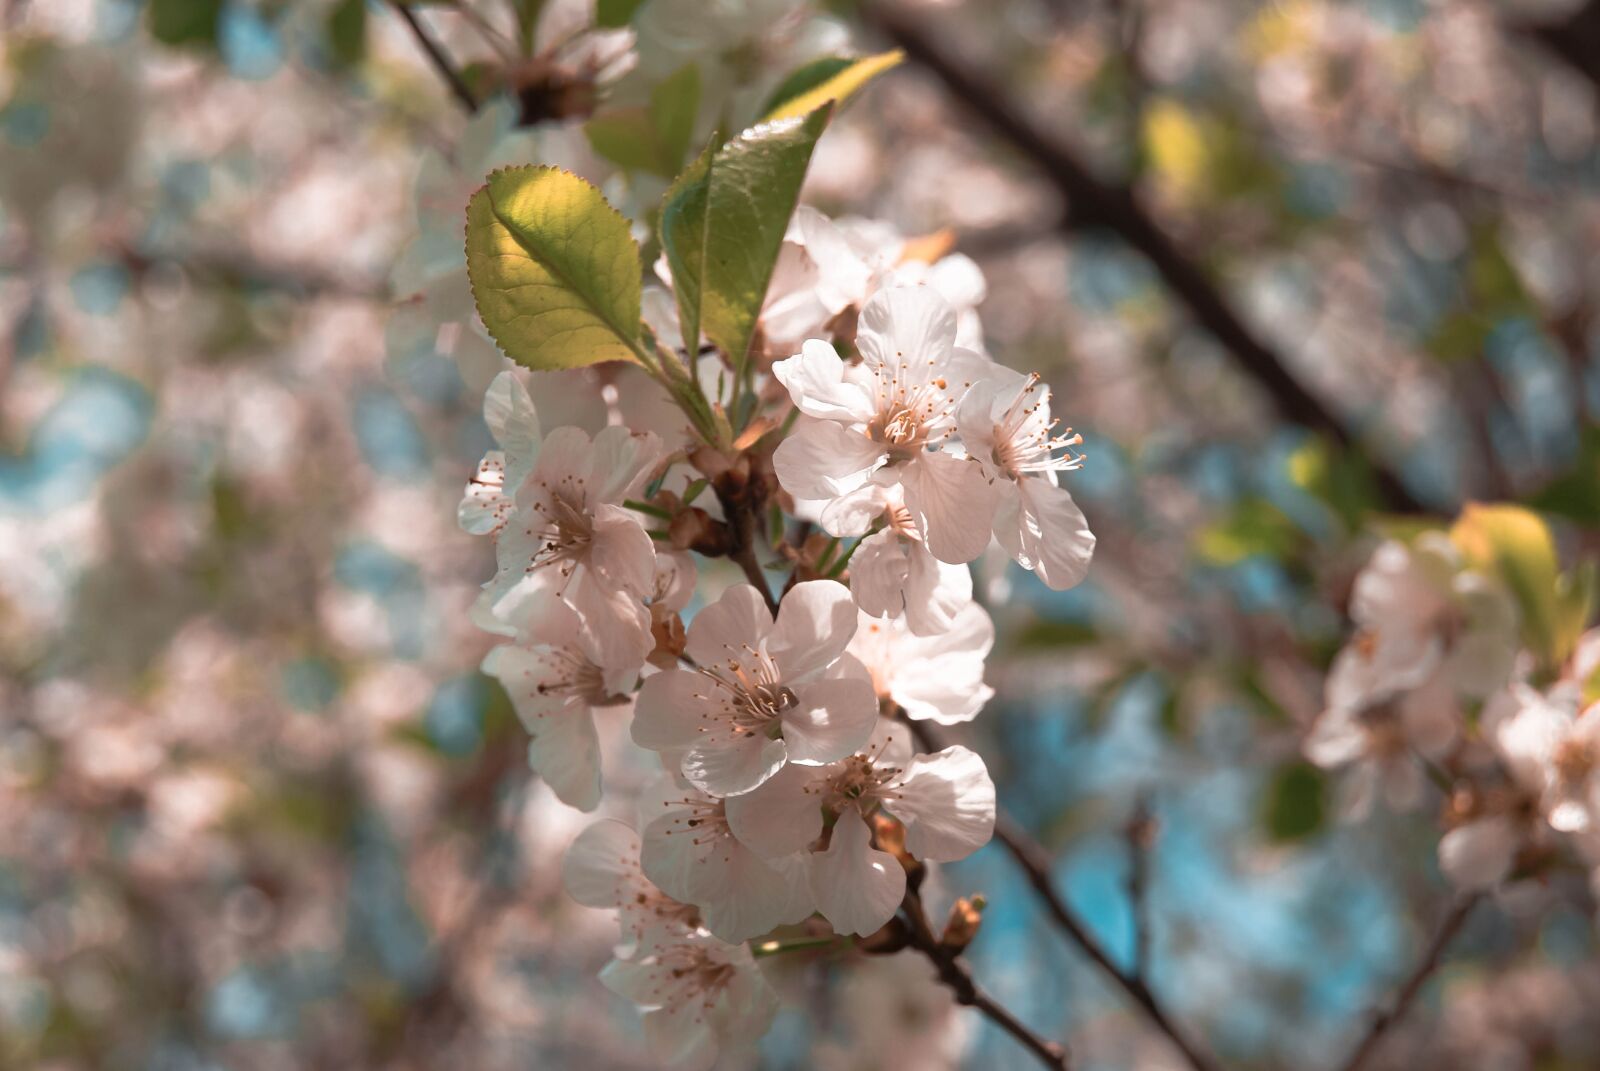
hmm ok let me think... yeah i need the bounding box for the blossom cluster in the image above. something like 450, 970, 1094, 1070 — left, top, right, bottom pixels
458, 206, 1094, 1065
1305, 516, 1600, 906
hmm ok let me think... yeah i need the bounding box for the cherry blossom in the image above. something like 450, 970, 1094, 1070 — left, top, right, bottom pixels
459, 370, 542, 536
725, 723, 996, 935
638, 776, 815, 942
562, 819, 704, 950
847, 606, 995, 725
830, 484, 974, 636
632, 580, 878, 796
599, 931, 780, 1071
956, 364, 1095, 590
771, 287, 997, 564
480, 598, 637, 812
484, 423, 664, 669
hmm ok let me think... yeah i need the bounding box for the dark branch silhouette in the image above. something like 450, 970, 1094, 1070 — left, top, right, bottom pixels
862, 1, 1427, 514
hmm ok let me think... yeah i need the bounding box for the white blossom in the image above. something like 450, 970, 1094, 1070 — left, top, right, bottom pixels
632, 580, 878, 796
725, 722, 995, 935
847, 606, 994, 725
772, 287, 997, 564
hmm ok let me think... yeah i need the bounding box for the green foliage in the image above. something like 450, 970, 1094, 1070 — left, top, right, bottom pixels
596, 0, 647, 27
585, 64, 701, 179
1195, 497, 1301, 565
760, 50, 903, 122
146, 0, 223, 47
327, 0, 368, 68
1529, 426, 1600, 525
1286, 438, 1379, 532
660, 107, 831, 369
464, 166, 644, 370
1262, 761, 1326, 842
1450, 502, 1592, 672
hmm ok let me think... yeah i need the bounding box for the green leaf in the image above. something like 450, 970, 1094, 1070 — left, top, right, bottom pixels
1529, 426, 1600, 525
1450, 503, 1562, 668
584, 64, 701, 179
327, 0, 367, 67
660, 140, 714, 353
465, 166, 644, 370
147, 0, 223, 47
664, 107, 832, 369
596, 0, 646, 28
652, 63, 701, 177
1262, 762, 1326, 843
761, 50, 903, 123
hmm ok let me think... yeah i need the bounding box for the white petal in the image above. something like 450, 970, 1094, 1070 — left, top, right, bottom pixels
768, 579, 857, 680
641, 1005, 715, 1071
588, 425, 663, 504
683, 735, 790, 797
902, 547, 972, 637
520, 425, 592, 501
526, 703, 603, 811
772, 339, 875, 423
782, 676, 880, 765
685, 583, 774, 668
589, 503, 657, 596
807, 809, 905, 937
631, 670, 705, 752
856, 286, 956, 387
725, 763, 827, 858
695, 848, 816, 943
563, 819, 643, 908
1000, 478, 1095, 589
482, 370, 541, 483
565, 568, 653, 670
773, 417, 888, 500
884, 746, 995, 861
901, 451, 998, 565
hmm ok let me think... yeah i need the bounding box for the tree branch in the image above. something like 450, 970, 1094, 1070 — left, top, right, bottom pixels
861, 1, 1426, 515
1334, 892, 1482, 1071
905, 717, 1220, 1071
389, 1, 479, 114
901, 886, 1071, 1070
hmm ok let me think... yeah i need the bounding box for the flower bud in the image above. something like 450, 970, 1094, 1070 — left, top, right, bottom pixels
668, 507, 733, 557
939, 895, 986, 954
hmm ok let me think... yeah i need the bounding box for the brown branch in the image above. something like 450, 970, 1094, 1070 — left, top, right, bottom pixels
901, 886, 1071, 1070
861, 1, 1426, 515
905, 718, 1220, 1071
1335, 892, 1482, 1071
389, 1, 480, 113
720, 492, 780, 614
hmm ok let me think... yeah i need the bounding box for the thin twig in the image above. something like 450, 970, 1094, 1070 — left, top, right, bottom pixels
720, 493, 779, 614
1335, 893, 1482, 1071
901, 887, 1071, 1070
1123, 793, 1154, 985
389, 0, 480, 113
905, 717, 1221, 1071
860, 0, 1426, 515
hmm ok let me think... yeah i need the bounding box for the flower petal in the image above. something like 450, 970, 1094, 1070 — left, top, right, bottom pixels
772, 339, 875, 423
685, 584, 773, 669
773, 417, 888, 501
562, 819, 643, 908
901, 451, 998, 564
807, 808, 905, 937
588, 425, 663, 504
782, 676, 880, 765
683, 735, 790, 797
884, 746, 995, 861
631, 669, 705, 752
999, 478, 1095, 590
768, 579, 857, 680
725, 763, 827, 858
856, 286, 956, 388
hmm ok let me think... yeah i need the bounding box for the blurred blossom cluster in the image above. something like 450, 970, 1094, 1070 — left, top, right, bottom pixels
0, 1, 1597, 1069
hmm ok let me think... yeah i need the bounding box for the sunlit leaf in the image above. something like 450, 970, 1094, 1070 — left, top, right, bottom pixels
465, 166, 643, 370
661, 107, 831, 370
761, 50, 903, 123
1450, 502, 1564, 667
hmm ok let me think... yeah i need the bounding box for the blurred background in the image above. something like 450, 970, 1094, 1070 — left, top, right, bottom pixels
2, 0, 1598, 1068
